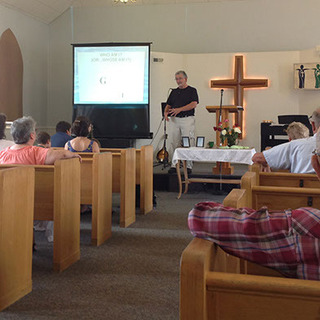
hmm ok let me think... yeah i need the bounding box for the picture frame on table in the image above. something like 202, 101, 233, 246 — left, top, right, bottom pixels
196, 136, 205, 148
182, 136, 190, 148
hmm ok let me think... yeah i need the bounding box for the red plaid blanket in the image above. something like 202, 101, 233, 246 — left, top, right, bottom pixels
188, 202, 320, 280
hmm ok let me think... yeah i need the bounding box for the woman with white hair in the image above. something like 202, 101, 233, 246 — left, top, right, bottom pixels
0, 116, 80, 165
286, 121, 309, 141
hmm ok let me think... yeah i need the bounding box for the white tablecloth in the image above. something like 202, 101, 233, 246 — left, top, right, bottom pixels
172, 147, 257, 166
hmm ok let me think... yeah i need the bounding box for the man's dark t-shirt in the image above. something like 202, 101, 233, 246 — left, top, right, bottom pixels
166, 86, 199, 117
51, 132, 72, 148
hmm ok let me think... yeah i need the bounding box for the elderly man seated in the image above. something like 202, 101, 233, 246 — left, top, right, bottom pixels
252, 109, 320, 173
188, 154, 320, 281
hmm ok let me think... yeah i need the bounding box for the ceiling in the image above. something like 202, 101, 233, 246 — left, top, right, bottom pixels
0, 0, 245, 24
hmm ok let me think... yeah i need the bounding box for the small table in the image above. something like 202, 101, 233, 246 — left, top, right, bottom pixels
172, 147, 256, 199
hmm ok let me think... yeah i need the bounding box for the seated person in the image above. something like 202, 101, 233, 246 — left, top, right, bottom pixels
36, 131, 51, 148
188, 154, 320, 281
65, 116, 99, 153
0, 113, 14, 151
286, 121, 309, 141
260, 121, 310, 173
51, 121, 72, 147
0, 116, 81, 165
0, 116, 81, 244
252, 109, 320, 173
34, 130, 52, 233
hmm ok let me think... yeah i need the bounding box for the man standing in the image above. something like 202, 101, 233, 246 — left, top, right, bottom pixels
252, 108, 320, 173
51, 121, 72, 147
164, 71, 199, 174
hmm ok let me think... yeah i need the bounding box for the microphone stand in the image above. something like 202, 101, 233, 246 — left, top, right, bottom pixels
219, 89, 224, 191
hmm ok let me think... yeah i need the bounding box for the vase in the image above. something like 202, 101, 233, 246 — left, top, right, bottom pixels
227, 137, 236, 147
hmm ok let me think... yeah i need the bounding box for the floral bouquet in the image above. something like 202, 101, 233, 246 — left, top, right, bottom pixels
214, 119, 242, 147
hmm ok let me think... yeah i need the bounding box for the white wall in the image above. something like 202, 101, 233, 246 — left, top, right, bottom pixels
71, 0, 320, 54
47, 9, 73, 128
0, 4, 49, 126
46, 0, 320, 153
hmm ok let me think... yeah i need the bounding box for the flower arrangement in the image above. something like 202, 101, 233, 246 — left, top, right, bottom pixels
214, 119, 242, 147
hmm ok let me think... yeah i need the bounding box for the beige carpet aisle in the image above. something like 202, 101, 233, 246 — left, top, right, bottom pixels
2, 191, 225, 320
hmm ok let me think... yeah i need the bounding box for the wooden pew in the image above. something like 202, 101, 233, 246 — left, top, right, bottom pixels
100, 145, 153, 215
80, 149, 136, 227
249, 163, 319, 187
259, 172, 320, 188
180, 189, 320, 320
241, 171, 320, 209
0, 167, 34, 311
0, 158, 81, 272
80, 153, 112, 246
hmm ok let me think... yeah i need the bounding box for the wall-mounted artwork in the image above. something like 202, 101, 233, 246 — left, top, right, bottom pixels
294, 63, 320, 89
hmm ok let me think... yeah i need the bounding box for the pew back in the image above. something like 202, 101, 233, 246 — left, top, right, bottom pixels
53, 159, 80, 272
249, 163, 320, 188
180, 189, 320, 320
252, 185, 320, 210
78, 149, 136, 227
0, 159, 81, 272
0, 167, 34, 311
100, 146, 153, 214
241, 171, 320, 209
79, 153, 112, 246
259, 171, 320, 188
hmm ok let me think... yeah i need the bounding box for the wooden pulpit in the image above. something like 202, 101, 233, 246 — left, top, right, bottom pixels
206, 105, 243, 174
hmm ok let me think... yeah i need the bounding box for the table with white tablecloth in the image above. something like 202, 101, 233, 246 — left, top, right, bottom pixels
172, 147, 256, 199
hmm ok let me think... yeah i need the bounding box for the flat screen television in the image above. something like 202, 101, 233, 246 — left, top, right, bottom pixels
73, 43, 151, 139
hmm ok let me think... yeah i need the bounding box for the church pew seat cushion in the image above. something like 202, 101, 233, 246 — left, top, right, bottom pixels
188, 201, 320, 280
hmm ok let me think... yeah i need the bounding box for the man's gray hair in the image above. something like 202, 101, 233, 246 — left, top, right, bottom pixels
11, 116, 36, 144
311, 109, 320, 130
175, 70, 188, 78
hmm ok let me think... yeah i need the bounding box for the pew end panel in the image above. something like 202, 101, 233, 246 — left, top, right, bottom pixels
80, 159, 93, 205
78, 153, 113, 246
0, 167, 34, 311
104, 150, 136, 227
120, 149, 136, 227
112, 153, 121, 193
101, 146, 153, 215
80, 149, 136, 228
180, 238, 320, 320
53, 158, 81, 272
180, 238, 214, 320
92, 153, 112, 246
34, 166, 54, 220
240, 171, 257, 208
139, 145, 153, 215
223, 189, 248, 209
249, 163, 260, 185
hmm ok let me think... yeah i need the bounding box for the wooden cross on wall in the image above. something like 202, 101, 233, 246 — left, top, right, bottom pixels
210, 55, 268, 137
